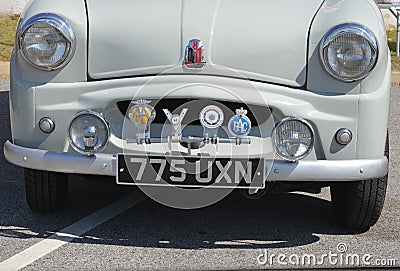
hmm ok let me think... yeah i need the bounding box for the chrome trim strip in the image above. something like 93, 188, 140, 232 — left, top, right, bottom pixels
4, 140, 115, 176
266, 158, 388, 182
4, 140, 388, 181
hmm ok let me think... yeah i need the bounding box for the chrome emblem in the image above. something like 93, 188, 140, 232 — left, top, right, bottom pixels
128, 100, 156, 130
163, 108, 188, 137
228, 108, 251, 137
200, 105, 224, 129
184, 39, 206, 69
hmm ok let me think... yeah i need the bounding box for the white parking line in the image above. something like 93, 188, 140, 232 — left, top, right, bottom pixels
0, 191, 145, 271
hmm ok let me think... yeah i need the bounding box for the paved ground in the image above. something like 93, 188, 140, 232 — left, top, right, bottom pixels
0, 83, 399, 270
0, 78, 9, 92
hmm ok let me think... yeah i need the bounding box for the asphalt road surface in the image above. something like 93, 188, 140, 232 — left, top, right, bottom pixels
0, 80, 399, 270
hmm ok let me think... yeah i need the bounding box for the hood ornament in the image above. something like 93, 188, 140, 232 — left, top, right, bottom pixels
184, 39, 206, 69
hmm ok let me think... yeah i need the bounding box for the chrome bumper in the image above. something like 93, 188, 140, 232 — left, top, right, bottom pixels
3, 140, 389, 181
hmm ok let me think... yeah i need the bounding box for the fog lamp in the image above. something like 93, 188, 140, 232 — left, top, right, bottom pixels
68, 111, 109, 155
272, 117, 314, 162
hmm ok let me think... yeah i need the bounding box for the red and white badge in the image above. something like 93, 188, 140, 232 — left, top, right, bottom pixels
199, 105, 224, 129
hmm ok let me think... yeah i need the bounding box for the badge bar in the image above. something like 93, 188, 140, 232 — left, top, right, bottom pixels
126, 135, 251, 145
126, 101, 252, 146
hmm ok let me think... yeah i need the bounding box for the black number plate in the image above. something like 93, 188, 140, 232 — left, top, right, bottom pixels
116, 154, 265, 188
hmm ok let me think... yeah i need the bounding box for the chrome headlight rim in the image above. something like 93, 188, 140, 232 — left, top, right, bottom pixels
67, 110, 110, 156
320, 23, 378, 83
272, 116, 315, 162
18, 13, 76, 71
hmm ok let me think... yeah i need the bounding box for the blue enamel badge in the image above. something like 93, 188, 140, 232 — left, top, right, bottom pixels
228, 108, 251, 137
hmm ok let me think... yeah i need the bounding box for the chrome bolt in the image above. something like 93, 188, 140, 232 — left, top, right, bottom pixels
83, 125, 98, 149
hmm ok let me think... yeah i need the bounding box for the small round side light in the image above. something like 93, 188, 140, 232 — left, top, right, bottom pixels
39, 117, 55, 133
336, 128, 353, 145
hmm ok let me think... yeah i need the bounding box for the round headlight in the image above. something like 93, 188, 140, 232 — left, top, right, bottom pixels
272, 117, 314, 162
320, 24, 378, 82
18, 13, 75, 70
68, 111, 110, 155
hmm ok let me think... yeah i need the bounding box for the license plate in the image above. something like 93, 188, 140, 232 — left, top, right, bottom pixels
116, 154, 265, 188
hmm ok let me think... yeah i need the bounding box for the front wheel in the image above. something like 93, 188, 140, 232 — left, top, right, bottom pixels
24, 168, 69, 213
330, 135, 389, 230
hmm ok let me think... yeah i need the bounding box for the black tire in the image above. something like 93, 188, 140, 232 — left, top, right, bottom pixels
24, 168, 69, 213
330, 134, 389, 229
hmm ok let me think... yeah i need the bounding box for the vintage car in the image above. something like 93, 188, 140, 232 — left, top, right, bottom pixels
4, 0, 390, 230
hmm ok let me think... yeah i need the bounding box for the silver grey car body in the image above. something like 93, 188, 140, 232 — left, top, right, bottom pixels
3, 0, 391, 228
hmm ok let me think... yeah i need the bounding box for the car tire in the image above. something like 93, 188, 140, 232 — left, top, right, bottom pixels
24, 168, 69, 213
330, 134, 389, 230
